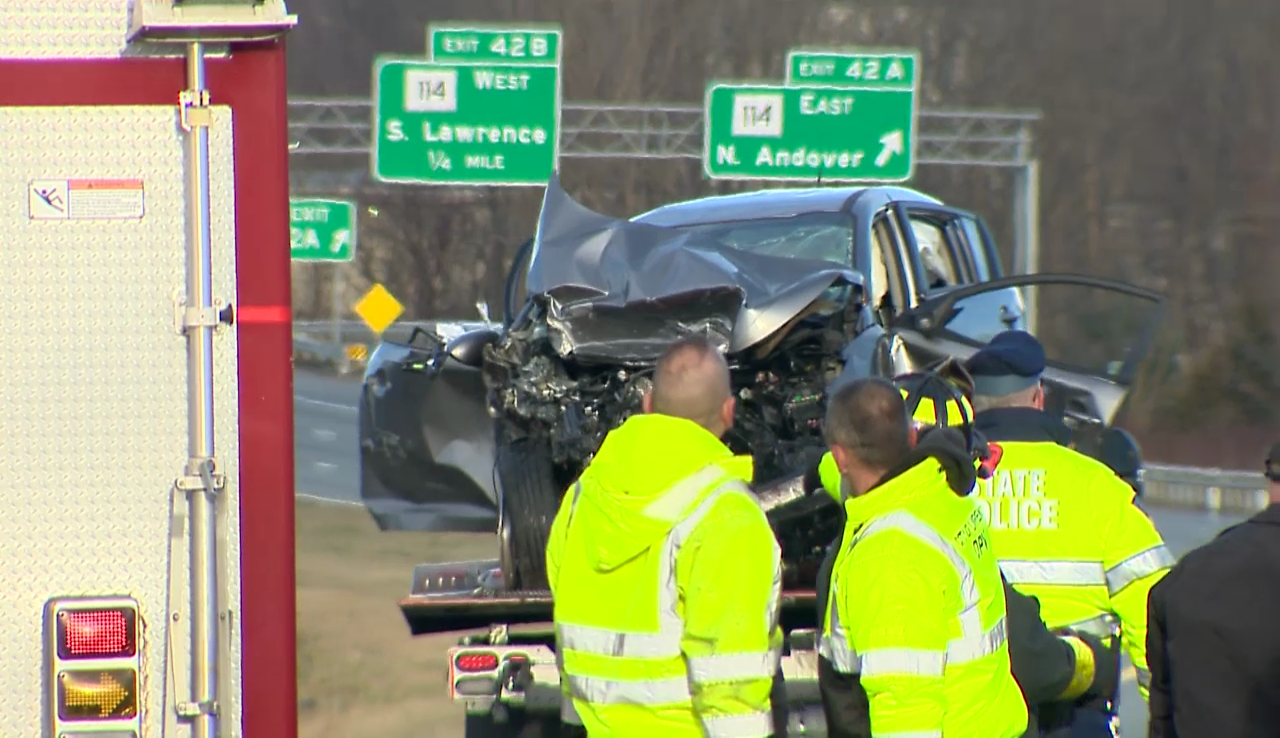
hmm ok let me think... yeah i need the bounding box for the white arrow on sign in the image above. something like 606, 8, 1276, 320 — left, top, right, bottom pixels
330, 229, 351, 254
874, 130, 904, 168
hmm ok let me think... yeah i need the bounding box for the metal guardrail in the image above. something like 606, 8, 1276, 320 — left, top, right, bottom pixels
1141, 464, 1268, 514
292, 319, 493, 373
290, 323, 1271, 515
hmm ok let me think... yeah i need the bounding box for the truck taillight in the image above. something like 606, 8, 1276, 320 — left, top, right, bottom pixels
59, 607, 138, 659
455, 652, 500, 672
46, 597, 143, 736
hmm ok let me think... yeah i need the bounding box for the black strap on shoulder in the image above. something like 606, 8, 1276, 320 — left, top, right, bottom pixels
896, 370, 977, 456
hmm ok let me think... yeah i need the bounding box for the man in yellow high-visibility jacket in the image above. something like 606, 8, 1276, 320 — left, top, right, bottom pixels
819, 375, 1029, 738
965, 330, 1173, 737
546, 335, 783, 738
813, 367, 1121, 737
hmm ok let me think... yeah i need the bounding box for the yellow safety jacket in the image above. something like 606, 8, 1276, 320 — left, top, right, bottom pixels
821, 455, 1029, 738
546, 413, 784, 738
973, 407, 1174, 698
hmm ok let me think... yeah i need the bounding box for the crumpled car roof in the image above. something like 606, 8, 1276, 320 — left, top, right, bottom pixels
525, 175, 864, 357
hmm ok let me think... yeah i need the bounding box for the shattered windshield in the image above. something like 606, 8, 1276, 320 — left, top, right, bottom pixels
673, 212, 854, 267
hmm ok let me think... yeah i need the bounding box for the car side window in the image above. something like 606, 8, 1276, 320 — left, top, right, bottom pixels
905, 213, 966, 292
870, 211, 910, 324
957, 215, 999, 281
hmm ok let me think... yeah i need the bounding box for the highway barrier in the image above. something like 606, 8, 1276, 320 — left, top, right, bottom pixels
290, 321, 1271, 515
1140, 464, 1268, 514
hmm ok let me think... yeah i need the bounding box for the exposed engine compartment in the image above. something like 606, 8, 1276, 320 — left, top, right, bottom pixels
482, 298, 855, 588
484, 310, 847, 480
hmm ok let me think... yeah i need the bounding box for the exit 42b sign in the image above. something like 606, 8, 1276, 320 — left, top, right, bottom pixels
290, 198, 357, 262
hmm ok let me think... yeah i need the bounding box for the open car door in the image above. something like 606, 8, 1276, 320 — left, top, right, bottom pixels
888, 273, 1166, 434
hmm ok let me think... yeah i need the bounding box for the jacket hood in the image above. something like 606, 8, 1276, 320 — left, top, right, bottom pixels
881, 429, 979, 496
572, 413, 753, 572
842, 432, 979, 532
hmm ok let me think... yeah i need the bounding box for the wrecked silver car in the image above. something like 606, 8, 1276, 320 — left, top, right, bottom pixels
358, 176, 1166, 591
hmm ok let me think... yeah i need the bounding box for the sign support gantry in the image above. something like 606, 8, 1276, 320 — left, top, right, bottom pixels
287, 96, 1041, 314
289, 97, 1038, 168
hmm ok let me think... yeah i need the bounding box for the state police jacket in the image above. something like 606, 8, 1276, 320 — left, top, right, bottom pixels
814, 432, 1100, 738
1147, 503, 1280, 738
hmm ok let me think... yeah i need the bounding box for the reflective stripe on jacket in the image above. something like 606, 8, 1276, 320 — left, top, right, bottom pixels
546, 413, 784, 738
820, 455, 1029, 738
973, 407, 1173, 699
817, 438, 1114, 733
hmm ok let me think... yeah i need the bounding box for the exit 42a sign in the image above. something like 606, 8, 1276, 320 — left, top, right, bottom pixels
703, 83, 917, 182
290, 199, 357, 262
703, 48, 920, 183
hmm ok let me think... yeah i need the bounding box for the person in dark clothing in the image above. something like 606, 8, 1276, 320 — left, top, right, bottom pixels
809, 366, 1118, 738
1146, 442, 1280, 738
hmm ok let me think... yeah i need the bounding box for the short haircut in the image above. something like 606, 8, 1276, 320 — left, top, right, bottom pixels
824, 377, 912, 471
650, 335, 731, 429
971, 382, 1039, 413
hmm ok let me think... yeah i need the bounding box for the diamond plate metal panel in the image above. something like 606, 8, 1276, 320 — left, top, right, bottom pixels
0, 0, 127, 58
0, 105, 242, 736
0, 0, 189, 59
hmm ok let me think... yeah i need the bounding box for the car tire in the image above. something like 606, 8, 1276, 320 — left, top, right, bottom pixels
464, 710, 562, 737
495, 438, 561, 591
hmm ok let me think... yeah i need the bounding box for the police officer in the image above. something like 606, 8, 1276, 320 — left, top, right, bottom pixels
1146, 442, 1280, 737
811, 364, 1119, 737
965, 330, 1174, 736
546, 335, 783, 738
818, 376, 1029, 738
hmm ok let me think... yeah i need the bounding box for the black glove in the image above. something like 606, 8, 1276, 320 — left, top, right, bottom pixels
802, 458, 824, 496
1076, 632, 1120, 701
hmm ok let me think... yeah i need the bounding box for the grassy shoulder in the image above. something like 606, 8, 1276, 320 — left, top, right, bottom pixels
295, 498, 498, 738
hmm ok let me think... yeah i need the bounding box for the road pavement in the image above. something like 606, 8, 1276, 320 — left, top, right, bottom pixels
290, 368, 1248, 736
294, 369, 361, 504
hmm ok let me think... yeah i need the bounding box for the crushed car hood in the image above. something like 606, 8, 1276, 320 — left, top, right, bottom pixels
525, 175, 863, 360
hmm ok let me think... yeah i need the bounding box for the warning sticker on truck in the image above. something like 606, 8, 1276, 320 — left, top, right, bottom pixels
28, 179, 145, 221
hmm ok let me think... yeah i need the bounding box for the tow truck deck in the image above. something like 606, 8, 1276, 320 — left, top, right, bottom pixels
400, 560, 830, 736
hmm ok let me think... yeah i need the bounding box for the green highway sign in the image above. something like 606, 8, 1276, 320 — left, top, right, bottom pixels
372, 58, 561, 186
428, 22, 563, 64
290, 198, 357, 262
703, 82, 917, 183
785, 49, 918, 88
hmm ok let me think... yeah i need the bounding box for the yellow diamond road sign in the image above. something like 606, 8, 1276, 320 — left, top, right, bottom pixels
345, 343, 369, 362
354, 283, 404, 336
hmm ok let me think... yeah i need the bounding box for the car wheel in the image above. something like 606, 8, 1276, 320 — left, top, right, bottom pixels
464, 710, 561, 737
495, 438, 561, 591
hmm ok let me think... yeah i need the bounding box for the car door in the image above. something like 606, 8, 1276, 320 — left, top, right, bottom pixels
893, 202, 1005, 287
886, 273, 1167, 430
867, 206, 916, 326
889, 202, 1030, 336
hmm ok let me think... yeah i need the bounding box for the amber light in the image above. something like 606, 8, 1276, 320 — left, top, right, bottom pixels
57, 607, 138, 660
57, 669, 138, 721
455, 652, 500, 672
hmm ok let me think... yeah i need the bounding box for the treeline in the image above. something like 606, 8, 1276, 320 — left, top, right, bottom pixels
286, 0, 1280, 465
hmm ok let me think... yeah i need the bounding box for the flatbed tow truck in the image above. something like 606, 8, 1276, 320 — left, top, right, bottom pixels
400, 558, 830, 736
0, 2, 298, 736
